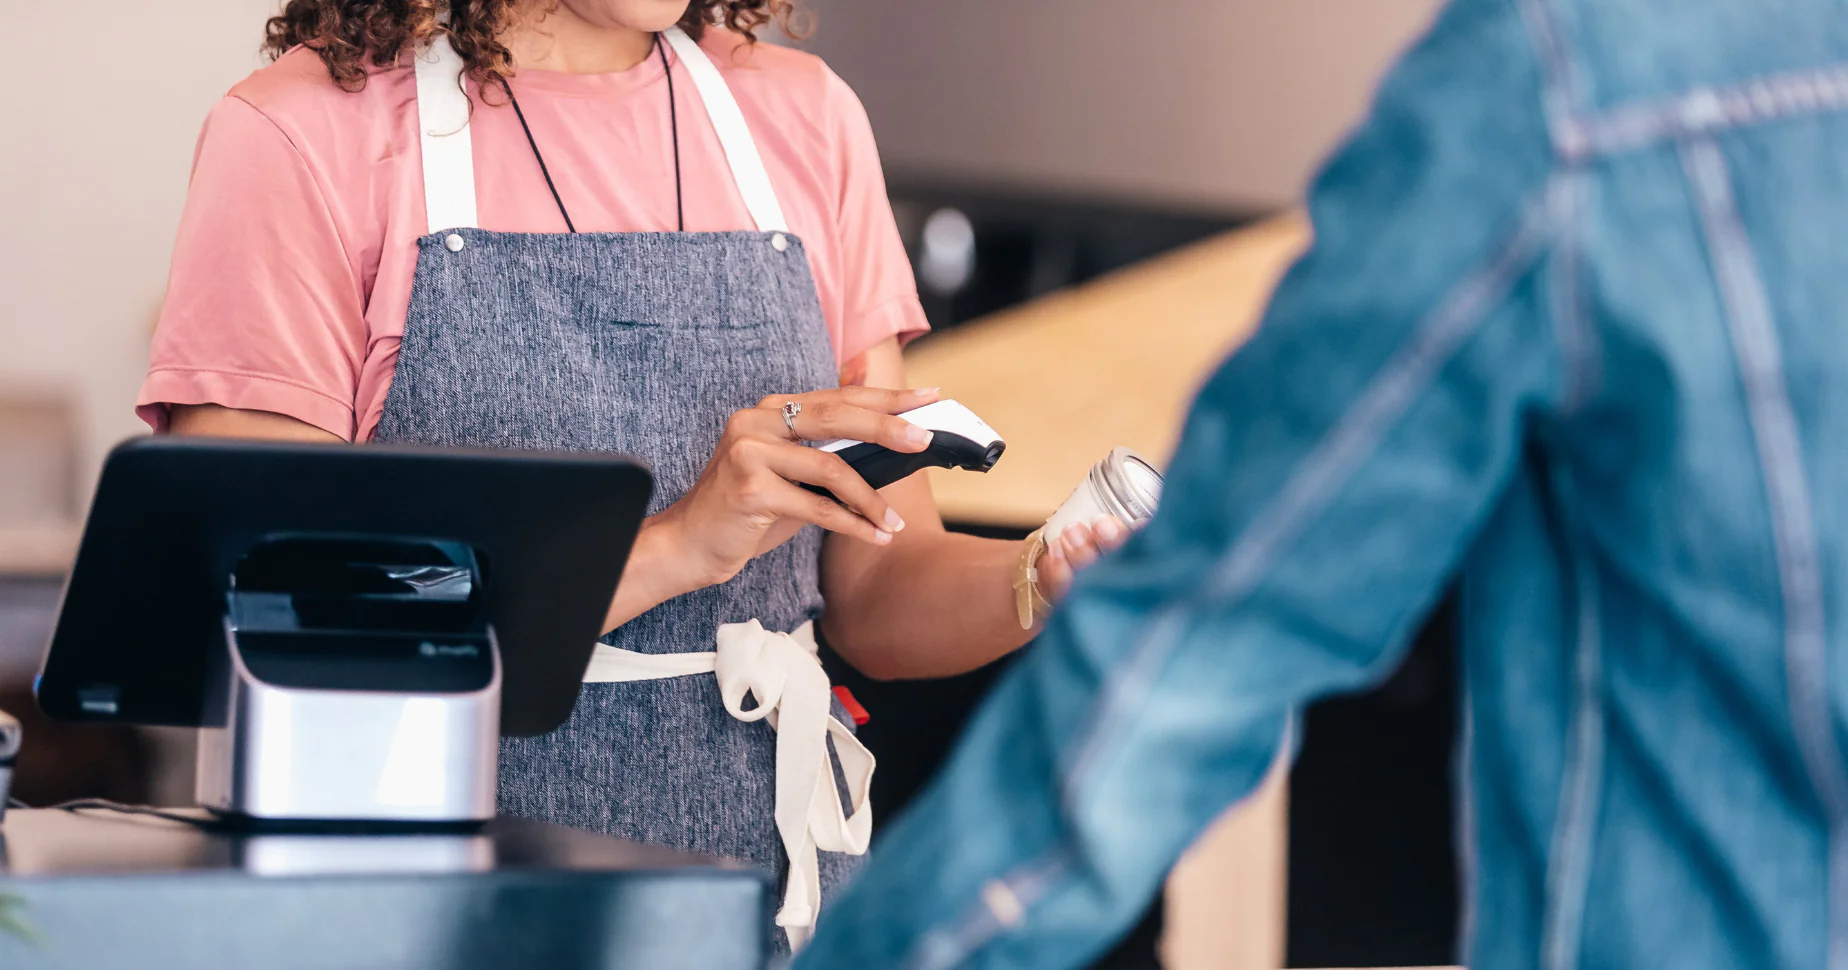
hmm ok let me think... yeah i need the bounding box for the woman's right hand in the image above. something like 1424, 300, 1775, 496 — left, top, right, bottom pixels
645, 385, 943, 595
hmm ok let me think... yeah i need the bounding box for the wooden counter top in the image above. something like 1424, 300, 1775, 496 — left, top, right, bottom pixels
907, 211, 1311, 527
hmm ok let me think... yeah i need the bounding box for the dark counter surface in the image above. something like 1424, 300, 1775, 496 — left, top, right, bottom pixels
0, 809, 771, 970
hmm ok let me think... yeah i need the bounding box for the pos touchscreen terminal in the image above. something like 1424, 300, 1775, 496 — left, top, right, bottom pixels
35, 437, 652, 825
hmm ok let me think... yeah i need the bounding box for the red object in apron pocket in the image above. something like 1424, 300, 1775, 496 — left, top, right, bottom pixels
832, 686, 870, 726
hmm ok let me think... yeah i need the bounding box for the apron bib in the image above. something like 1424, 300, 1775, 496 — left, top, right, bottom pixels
372, 28, 870, 952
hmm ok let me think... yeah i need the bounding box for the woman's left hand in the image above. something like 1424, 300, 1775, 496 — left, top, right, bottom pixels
1036, 517, 1133, 605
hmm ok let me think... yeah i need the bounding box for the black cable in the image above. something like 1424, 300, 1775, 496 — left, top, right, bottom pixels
657, 33, 685, 232
5, 796, 26, 810
501, 78, 578, 233
48, 798, 226, 831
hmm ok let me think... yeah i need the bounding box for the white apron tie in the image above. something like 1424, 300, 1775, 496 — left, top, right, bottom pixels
582, 620, 874, 950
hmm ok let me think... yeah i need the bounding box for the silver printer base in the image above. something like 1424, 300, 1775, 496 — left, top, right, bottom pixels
196, 619, 501, 825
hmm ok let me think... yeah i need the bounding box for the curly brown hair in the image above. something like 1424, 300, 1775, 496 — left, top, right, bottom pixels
263, 1, 806, 93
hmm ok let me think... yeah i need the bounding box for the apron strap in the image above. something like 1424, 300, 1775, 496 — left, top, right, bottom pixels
661, 27, 791, 234
582, 619, 874, 951
411, 28, 789, 237
414, 33, 479, 234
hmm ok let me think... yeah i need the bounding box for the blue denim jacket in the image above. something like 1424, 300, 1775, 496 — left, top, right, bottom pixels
797, 0, 1848, 967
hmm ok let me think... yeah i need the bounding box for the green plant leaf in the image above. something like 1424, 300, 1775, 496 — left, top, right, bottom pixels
0, 893, 41, 945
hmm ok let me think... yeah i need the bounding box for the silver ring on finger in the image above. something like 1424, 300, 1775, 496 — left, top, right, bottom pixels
781, 400, 803, 438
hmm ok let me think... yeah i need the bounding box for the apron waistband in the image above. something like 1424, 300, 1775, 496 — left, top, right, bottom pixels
583, 619, 874, 951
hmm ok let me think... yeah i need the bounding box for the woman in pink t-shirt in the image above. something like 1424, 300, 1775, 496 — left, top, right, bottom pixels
139, 0, 1124, 951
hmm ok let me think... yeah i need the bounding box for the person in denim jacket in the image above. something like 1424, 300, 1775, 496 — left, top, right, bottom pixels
795, 0, 1848, 967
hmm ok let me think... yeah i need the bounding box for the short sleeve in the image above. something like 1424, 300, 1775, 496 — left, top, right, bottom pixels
822, 69, 930, 366
138, 95, 368, 440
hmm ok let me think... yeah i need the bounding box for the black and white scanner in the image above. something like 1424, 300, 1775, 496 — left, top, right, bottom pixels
36, 438, 652, 825
809, 398, 1006, 492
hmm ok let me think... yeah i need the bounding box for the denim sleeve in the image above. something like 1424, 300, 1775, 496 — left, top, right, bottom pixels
796, 2, 1565, 967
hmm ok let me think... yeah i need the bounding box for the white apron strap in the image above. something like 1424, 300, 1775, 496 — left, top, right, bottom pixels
661, 27, 791, 234
414, 34, 479, 234
583, 620, 874, 952
413, 28, 784, 236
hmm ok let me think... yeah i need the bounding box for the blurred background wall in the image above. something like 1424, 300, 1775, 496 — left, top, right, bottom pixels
800, 0, 1443, 210
2, 1, 278, 496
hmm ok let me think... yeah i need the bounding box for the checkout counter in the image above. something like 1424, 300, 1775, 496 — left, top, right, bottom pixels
0, 810, 769, 970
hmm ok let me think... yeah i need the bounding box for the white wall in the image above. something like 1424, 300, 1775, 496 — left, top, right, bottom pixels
1, 0, 279, 491
798, 0, 1446, 210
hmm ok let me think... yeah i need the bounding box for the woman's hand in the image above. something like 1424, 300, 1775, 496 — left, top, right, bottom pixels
649, 385, 944, 594
1035, 517, 1133, 606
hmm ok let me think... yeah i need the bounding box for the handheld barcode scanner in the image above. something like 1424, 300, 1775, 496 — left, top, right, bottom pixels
808, 399, 1006, 494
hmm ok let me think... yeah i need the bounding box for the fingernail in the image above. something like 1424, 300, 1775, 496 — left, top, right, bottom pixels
914, 387, 941, 396
874, 530, 893, 545
884, 508, 906, 532
1045, 539, 1066, 561
1095, 517, 1125, 542
905, 424, 933, 447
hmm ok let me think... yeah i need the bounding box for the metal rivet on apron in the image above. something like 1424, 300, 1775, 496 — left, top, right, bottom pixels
771, 233, 789, 252
444, 233, 466, 253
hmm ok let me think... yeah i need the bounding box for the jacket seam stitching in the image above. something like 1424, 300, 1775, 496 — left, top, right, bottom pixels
1516, 0, 1590, 156
1681, 134, 1848, 970
1563, 66, 1848, 161
1548, 172, 1598, 414
1538, 470, 1605, 970
899, 850, 1074, 970
1456, 696, 1481, 960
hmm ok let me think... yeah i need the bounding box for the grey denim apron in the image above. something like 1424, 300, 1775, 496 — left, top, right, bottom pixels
371, 29, 868, 953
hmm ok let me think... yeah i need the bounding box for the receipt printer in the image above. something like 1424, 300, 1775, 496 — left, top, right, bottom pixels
36, 438, 651, 826
194, 536, 501, 822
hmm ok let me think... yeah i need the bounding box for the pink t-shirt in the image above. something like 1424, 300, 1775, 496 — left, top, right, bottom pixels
138, 31, 929, 441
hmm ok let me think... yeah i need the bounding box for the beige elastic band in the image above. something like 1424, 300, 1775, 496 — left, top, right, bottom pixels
1014, 528, 1055, 630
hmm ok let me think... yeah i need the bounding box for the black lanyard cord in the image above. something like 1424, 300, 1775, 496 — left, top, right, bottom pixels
659, 33, 685, 232
499, 33, 686, 235
501, 77, 577, 233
